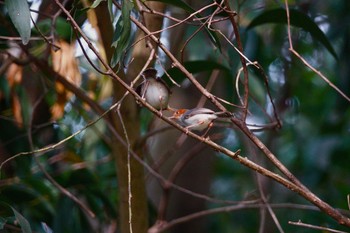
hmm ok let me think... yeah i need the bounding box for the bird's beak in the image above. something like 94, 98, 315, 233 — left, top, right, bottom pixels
169, 112, 180, 120
167, 106, 176, 112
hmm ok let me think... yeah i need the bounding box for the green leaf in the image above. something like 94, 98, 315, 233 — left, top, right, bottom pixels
110, 0, 134, 68
41, 222, 53, 233
33, 17, 72, 41
108, 0, 113, 22
10, 206, 32, 233
149, 0, 221, 51
17, 85, 32, 127
246, 8, 338, 60
5, 0, 31, 45
0, 216, 6, 229
90, 0, 104, 8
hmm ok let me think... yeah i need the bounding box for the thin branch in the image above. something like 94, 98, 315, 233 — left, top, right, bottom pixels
151, 202, 336, 233
0, 98, 116, 172
0, 36, 49, 41
128, 12, 230, 116
197, 69, 220, 107
34, 156, 96, 218
157, 142, 208, 221
132, 1, 217, 47
288, 220, 349, 233
30, 15, 60, 51
223, 0, 249, 120
246, 139, 283, 233
257, 174, 284, 233
254, 62, 282, 127
180, 3, 222, 63
27, 88, 95, 218
228, 149, 350, 226
74, 29, 110, 75
116, 103, 134, 233
284, 0, 350, 103
290, 49, 350, 102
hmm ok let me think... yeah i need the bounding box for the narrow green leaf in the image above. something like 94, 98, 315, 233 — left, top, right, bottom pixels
0, 216, 6, 229
5, 0, 31, 45
33, 18, 71, 41
41, 222, 53, 233
149, 0, 221, 51
247, 8, 338, 60
108, 0, 113, 22
110, 0, 134, 68
90, 0, 104, 8
10, 206, 32, 233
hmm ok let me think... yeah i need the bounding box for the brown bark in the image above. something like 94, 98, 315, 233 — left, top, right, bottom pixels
94, 2, 166, 232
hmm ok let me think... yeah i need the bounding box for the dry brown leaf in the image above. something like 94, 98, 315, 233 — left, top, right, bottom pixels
6, 63, 23, 127
6, 63, 22, 88
51, 40, 81, 119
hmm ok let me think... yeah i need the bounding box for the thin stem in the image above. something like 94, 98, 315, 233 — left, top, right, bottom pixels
223, 0, 250, 120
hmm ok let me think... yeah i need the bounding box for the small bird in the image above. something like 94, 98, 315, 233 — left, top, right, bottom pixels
170, 107, 231, 133
136, 68, 171, 111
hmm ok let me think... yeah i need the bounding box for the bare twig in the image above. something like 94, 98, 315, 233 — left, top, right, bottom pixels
157, 142, 208, 221
223, 0, 249, 120
180, 3, 222, 63
284, 0, 350, 103
0, 35, 49, 41
253, 62, 282, 127
127, 1, 217, 58
257, 173, 284, 233
151, 202, 336, 233
26, 86, 95, 218
116, 103, 134, 233
0, 98, 116, 172
30, 15, 60, 51
197, 69, 220, 107
288, 220, 349, 233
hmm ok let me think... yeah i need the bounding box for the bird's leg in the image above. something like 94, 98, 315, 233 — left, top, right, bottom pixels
183, 121, 212, 141
183, 125, 192, 134
200, 122, 214, 140
185, 122, 203, 133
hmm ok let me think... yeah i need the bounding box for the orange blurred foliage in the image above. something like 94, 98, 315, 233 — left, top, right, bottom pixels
51, 40, 81, 119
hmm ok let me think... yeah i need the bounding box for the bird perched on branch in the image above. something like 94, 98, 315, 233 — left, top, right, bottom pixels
136, 68, 171, 112
170, 107, 232, 133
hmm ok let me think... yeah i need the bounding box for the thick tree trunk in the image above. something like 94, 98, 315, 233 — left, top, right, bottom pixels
95, 2, 165, 232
